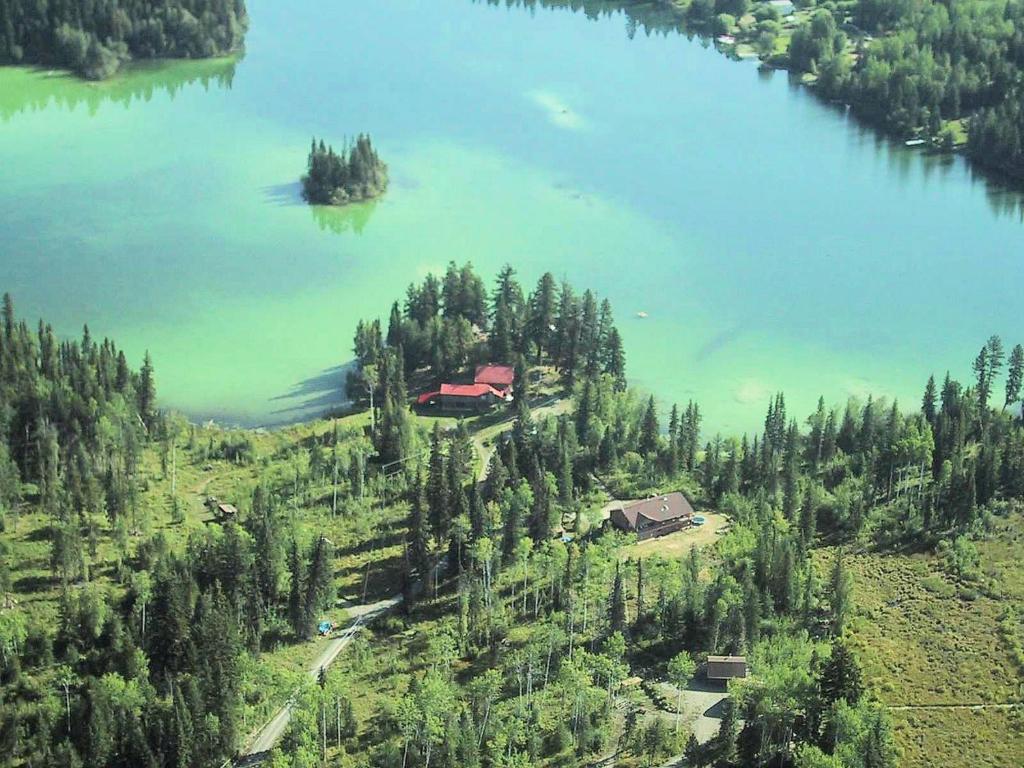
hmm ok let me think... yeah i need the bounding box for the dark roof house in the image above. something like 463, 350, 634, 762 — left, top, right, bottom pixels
609, 492, 695, 540
706, 655, 748, 681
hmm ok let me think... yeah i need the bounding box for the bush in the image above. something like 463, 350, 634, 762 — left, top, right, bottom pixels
920, 575, 956, 598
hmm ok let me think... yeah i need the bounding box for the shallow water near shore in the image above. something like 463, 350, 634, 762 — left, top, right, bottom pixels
1, 0, 1022, 432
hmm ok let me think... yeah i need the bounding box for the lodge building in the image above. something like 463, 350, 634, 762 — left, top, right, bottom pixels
416, 363, 515, 412
608, 492, 695, 540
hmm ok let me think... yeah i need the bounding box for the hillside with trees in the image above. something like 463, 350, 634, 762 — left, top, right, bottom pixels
0, 0, 248, 80
1, 277, 1023, 767
302, 135, 389, 207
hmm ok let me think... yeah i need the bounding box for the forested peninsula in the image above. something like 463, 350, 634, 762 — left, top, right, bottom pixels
0, 0, 248, 80
302, 136, 389, 207
490, 0, 1024, 183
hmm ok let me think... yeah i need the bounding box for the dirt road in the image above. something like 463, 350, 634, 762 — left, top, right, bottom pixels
236, 595, 400, 764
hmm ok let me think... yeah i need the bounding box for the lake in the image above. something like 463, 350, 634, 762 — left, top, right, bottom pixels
2, 0, 1022, 435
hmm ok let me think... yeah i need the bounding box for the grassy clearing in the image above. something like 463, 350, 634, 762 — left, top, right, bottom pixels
620, 512, 730, 561
833, 515, 1024, 767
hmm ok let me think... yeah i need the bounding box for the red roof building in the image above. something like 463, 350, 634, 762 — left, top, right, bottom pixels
474, 364, 515, 394
417, 364, 515, 412
417, 382, 508, 411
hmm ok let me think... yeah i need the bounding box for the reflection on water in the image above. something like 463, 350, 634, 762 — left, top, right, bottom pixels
476, 0, 1024, 213
475, 0, 687, 36
0, 56, 239, 122
310, 200, 378, 236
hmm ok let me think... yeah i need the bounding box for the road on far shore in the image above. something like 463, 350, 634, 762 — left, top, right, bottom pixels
235, 595, 401, 765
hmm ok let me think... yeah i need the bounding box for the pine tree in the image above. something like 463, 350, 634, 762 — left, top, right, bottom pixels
1006, 344, 1024, 410
710, 698, 738, 766
303, 535, 333, 632
922, 374, 937, 423
609, 563, 626, 635
409, 473, 431, 577
819, 638, 863, 706
604, 327, 627, 391
288, 540, 305, 638
138, 351, 157, 431
427, 424, 449, 545
829, 548, 852, 636
639, 396, 659, 456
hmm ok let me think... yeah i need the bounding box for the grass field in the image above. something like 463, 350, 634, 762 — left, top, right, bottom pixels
835, 515, 1024, 768
620, 512, 730, 560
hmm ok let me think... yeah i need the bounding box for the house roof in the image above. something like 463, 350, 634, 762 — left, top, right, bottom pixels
474, 364, 515, 387
615, 492, 694, 529
441, 383, 503, 398
707, 655, 748, 679
418, 383, 505, 404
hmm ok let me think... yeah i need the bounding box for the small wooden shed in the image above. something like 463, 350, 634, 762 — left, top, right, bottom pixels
706, 655, 748, 681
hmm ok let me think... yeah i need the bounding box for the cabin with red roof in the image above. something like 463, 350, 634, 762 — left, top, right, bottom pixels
416, 363, 515, 412
417, 382, 509, 412
474, 364, 515, 395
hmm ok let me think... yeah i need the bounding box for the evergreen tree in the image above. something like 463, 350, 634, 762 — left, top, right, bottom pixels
287, 540, 305, 638
639, 396, 659, 456
609, 563, 626, 635
1006, 344, 1024, 411
818, 639, 863, 707
922, 374, 937, 423
138, 352, 157, 431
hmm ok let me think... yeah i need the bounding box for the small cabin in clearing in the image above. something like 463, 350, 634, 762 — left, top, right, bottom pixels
609, 492, 695, 540
205, 496, 238, 521
706, 655, 748, 681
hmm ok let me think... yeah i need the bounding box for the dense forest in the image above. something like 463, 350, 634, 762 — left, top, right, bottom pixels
0, 295, 377, 766
779, 0, 1024, 178
0, 0, 248, 79
302, 136, 389, 207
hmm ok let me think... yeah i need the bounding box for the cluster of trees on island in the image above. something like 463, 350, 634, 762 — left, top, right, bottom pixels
302, 135, 388, 207
0, 0, 248, 79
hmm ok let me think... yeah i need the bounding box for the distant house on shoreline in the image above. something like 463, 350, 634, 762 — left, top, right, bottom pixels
416, 363, 515, 413
609, 492, 695, 540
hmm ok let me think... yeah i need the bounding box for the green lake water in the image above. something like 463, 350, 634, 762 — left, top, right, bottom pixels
2, 0, 1023, 434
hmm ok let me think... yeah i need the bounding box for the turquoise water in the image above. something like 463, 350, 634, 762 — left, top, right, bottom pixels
1, 0, 1022, 434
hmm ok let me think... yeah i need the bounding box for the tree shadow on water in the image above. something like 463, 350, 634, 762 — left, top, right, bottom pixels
268, 362, 355, 424
261, 181, 305, 207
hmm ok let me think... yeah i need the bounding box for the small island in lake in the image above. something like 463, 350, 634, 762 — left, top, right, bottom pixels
302, 135, 388, 206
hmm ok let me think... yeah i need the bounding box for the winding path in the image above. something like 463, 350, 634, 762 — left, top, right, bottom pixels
235, 596, 401, 765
